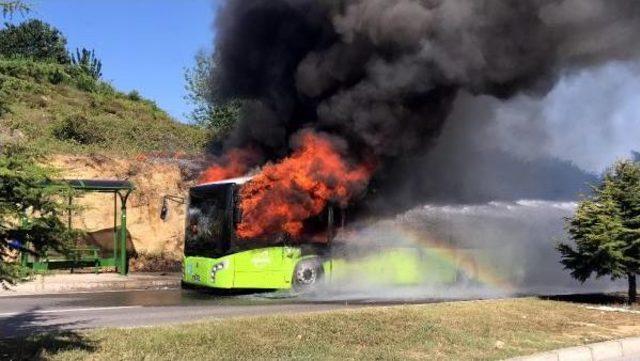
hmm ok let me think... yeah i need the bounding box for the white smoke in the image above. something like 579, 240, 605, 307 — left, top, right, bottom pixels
490, 61, 640, 173
293, 200, 625, 301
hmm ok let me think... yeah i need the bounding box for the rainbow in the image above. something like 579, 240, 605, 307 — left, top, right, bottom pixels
344, 223, 515, 292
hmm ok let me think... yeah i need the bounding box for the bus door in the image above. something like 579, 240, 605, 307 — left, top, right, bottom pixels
232, 246, 289, 289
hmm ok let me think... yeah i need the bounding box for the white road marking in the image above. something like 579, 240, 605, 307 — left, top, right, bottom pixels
0, 305, 143, 318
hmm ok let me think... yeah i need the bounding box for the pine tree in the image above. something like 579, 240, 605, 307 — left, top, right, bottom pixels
558, 159, 640, 303
0, 146, 77, 288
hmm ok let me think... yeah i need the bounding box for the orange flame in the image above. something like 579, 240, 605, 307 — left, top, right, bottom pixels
237, 130, 373, 239
198, 148, 260, 184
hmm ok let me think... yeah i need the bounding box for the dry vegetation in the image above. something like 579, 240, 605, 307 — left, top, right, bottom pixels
4, 298, 640, 361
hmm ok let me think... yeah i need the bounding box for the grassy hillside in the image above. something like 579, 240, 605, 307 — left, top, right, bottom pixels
0, 59, 208, 156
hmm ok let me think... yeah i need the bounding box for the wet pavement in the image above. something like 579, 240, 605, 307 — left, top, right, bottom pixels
0, 289, 382, 337
0, 285, 495, 338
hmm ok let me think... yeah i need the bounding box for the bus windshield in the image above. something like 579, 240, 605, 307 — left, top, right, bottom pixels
184, 181, 342, 258
184, 184, 233, 258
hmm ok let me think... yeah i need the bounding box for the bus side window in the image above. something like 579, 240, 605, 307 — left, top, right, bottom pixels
328, 206, 334, 229
232, 187, 242, 226
327, 206, 335, 243
332, 207, 346, 230
327, 206, 346, 243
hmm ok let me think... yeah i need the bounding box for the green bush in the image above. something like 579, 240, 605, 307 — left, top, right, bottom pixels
47, 69, 65, 85
0, 59, 69, 87
0, 60, 102, 92
96, 81, 116, 96
74, 74, 97, 92
52, 114, 105, 145
127, 90, 141, 101
0, 93, 10, 115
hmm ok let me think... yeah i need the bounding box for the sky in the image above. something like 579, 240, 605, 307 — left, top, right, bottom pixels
15, 0, 219, 123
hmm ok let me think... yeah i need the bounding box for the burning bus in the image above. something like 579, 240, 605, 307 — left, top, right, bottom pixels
180, 175, 485, 291
181, 176, 331, 290
174, 131, 504, 292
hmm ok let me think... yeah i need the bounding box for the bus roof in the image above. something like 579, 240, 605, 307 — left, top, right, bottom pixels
196, 176, 254, 188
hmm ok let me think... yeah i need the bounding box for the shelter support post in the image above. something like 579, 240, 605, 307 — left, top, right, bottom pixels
117, 190, 131, 276
113, 193, 117, 264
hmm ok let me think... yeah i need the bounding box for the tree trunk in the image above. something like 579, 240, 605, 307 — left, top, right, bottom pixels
629, 273, 637, 304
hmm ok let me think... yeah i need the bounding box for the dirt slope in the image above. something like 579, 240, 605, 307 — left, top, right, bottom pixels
51, 155, 193, 260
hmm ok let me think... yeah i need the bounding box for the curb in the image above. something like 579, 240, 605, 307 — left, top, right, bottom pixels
506, 337, 640, 361
0, 273, 181, 297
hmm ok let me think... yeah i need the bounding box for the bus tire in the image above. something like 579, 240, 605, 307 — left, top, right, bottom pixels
293, 259, 323, 292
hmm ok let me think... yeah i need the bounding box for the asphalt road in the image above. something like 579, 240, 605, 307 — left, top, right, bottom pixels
0, 289, 364, 338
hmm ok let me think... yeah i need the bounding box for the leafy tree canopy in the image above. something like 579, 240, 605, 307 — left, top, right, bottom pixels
0, 18, 70, 63
558, 159, 640, 303
184, 49, 240, 136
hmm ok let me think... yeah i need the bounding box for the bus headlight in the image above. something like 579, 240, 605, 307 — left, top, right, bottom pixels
210, 261, 227, 279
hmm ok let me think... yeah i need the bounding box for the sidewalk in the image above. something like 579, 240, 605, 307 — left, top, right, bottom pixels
0, 272, 181, 296
507, 336, 640, 361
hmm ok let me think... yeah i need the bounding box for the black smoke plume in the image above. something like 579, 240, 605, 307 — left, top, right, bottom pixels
210, 0, 640, 205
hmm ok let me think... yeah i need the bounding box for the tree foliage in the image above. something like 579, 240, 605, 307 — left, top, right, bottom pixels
0, 0, 29, 18
558, 159, 640, 303
0, 146, 76, 287
0, 19, 70, 63
184, 49, 239, 135
72, 47, 102, 80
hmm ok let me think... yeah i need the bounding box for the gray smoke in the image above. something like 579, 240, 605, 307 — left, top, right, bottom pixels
363, 91, 598, 212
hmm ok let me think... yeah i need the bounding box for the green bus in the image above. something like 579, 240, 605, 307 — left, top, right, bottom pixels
181, 177, 481, 291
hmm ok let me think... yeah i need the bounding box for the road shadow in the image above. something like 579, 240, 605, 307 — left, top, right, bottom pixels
539, 292, 629, 306
0, 308, 95, 361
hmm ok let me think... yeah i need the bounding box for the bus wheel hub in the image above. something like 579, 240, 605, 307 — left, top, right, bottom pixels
297, 268, 316, 284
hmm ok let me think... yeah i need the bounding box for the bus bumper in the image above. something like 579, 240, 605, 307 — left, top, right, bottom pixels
183, 256, 235, 289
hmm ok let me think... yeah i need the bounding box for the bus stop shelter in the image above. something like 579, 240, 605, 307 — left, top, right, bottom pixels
20, 179, 135, 276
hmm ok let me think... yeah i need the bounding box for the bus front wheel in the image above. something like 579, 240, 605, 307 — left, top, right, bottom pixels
293, 259, 323, 292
